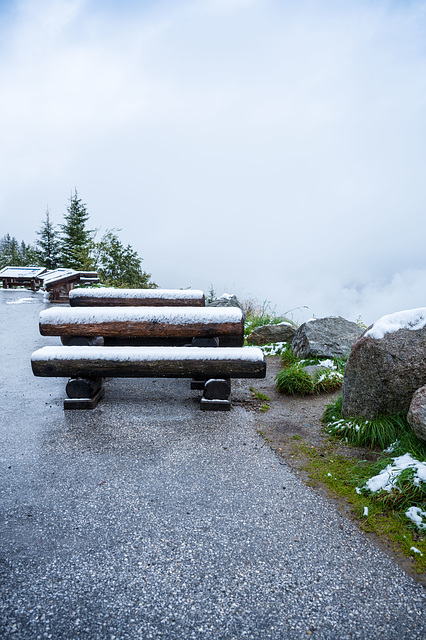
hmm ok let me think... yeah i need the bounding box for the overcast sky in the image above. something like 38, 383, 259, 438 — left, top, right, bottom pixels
1, 0, 425, 324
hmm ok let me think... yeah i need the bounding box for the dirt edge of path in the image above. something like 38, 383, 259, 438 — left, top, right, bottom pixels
234, 356, 426, 587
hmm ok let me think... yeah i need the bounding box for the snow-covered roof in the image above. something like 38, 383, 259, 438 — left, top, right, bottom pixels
42, 269, 78, 286
31, 345, 264, 363
69, 288, 204, 300
39, 306, 243, 326
365, 308, 426, 339
0, 266, 46, 278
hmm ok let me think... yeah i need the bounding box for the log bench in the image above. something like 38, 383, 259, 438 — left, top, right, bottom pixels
39, 306, 245, 348
69, 288, 205, 307
31, 346, 266, 411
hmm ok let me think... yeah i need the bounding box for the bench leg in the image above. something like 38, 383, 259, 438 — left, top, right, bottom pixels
190, 337, 219, 390
200, 378, 231, 411
64, 377, 105, 410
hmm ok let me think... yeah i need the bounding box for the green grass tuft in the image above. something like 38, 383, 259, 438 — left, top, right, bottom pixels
279, 344, 298, 368
322, 396, 416, 450
275, 363, 315, 396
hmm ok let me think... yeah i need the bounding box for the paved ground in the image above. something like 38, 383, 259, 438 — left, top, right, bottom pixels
1, 290, 425, 639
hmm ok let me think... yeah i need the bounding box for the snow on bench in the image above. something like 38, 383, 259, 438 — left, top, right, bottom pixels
69, 288, 205, 307
31, 346, 266, 410
39, 306, 244, 344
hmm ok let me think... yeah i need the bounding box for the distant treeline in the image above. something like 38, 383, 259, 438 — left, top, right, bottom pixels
0, 189, 157, 289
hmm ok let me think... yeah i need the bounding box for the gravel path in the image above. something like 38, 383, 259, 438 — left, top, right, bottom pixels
1, 291, 425, 639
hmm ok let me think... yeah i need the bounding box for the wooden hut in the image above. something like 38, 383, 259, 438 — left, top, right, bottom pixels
42, 269, 99, 303
0, 266, 47, 290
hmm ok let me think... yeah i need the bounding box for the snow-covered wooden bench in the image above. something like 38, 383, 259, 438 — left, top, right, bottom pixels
31, 346, 266, 411
69, 288, 205, 307
39, 306, 245, 348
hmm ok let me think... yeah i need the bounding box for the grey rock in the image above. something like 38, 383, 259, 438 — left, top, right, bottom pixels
292, 316, 362, 359
342, 321, 426, 419
246, 321, 296, 345
207, 294, 245, 318
407, 386, 426, 444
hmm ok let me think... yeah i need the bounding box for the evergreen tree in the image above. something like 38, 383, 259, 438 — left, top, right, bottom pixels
93, 229, 157, 289
0, 234, 38, 268
59, 189, 94, 269
35, 208, 60, 269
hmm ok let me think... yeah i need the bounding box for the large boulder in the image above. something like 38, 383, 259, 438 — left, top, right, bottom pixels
291, 316, 362, 359
246, 321, 296, 345
407, 386, 426, 444
342, 308, 426, 419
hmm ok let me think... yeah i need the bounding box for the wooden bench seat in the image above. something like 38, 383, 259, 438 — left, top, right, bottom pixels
69, 288, 205, 307
31, 346, 266, 410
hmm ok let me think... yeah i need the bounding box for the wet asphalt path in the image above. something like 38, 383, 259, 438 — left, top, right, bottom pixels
1, 291, 425, 639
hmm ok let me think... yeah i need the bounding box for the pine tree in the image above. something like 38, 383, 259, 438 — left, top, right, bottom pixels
93, 229, 157, 288
35, 208, 60, 269
59, 189, 94, 270
0, 235, 38, 268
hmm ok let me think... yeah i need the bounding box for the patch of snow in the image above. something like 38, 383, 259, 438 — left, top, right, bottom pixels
260, 342, 288, 356
406, 507, 426, 530
384, 441, 399, 453
410, 546, 423, 555
318, 359, 337, 369
363, 507, 369, 516
6, 297, 37, 305
316, 372, 343, 383
365, 307, 426, 340
364, 453, 426, 493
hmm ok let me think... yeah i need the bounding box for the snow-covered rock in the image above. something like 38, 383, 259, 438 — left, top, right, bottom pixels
342, 308, 426, 419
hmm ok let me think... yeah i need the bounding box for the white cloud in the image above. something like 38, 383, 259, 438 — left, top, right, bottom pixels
1, 0, 426, 323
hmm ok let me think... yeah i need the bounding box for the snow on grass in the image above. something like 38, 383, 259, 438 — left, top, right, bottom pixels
362, 453, 426, 493
406, 507, 426, 531
365, 307, 426, 340
316, 371, 343, 383
259, 342, 289, 356
410, 546, 423, 555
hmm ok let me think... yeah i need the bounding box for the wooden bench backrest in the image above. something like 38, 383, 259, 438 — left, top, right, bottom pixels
69, 288, 205, 307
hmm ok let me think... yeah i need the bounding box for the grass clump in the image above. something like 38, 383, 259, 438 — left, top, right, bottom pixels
275, 347, 345, 396
321, 395, 426, 551
275, 363, 315, 396
323, 396, 409, 450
